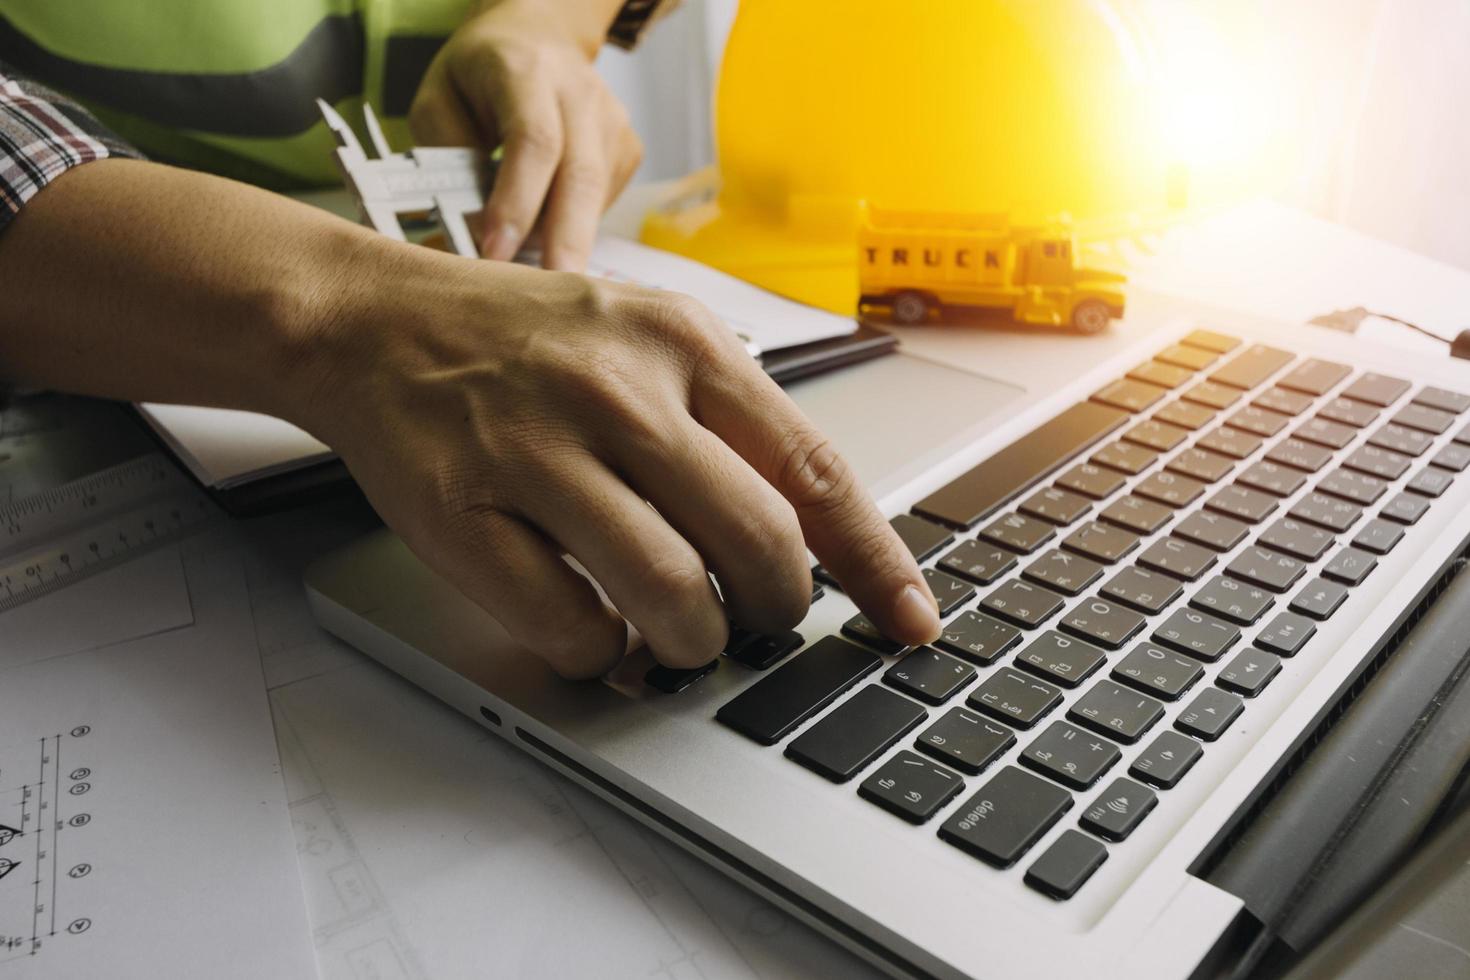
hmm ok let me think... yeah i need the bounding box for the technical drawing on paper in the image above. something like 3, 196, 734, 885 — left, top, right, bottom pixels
0, 727, 97, 964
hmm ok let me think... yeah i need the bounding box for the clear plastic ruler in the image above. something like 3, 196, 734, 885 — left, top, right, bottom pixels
0, 453, 217, 613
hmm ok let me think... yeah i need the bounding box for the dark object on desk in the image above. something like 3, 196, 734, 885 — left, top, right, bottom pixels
1194, 550, 1470, 977
1308, 306, 1470, 361
151, 324, 899, 516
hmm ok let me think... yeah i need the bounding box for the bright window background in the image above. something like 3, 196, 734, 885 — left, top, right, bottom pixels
597, 0, 1470, 273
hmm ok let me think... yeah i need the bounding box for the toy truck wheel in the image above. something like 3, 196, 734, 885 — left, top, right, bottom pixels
892, 291, 931, 324
1071, 300, 1110, 334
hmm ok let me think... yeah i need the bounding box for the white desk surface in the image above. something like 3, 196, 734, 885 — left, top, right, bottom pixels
31, 187, 1470, 980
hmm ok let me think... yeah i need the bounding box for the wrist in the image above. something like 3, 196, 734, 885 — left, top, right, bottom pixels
476, 0, 624, 59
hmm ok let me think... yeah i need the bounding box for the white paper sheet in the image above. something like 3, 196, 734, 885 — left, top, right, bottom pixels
137, 235, 854, 491
0, 539, 317, 980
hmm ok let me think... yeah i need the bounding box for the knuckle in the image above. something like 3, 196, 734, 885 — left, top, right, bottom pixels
642, 553, 713, 619
775, 431, 855, 513
510, 119, 562, 160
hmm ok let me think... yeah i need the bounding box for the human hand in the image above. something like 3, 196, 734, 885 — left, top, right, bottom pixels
307, 253, 942, 678
409, 0, 642, 271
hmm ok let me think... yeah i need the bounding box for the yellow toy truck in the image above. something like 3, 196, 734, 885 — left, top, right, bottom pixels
857, 207, 1126, 333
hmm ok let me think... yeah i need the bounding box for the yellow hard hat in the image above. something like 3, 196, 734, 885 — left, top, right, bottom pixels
642, 0, 1265, 313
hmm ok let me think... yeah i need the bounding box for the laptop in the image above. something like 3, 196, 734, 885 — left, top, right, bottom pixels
304, 313, 1470, 979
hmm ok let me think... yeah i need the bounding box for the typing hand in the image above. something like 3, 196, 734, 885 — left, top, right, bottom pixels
309, 259, 942, 677
409, 0, 642, 271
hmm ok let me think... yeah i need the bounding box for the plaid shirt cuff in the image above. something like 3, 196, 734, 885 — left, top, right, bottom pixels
0, 66, 141, 234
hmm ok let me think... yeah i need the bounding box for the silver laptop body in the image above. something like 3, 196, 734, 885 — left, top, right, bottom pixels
306, 309, 1470, 980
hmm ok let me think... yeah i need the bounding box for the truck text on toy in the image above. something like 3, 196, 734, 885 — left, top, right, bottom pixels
856, 207, 1126, 333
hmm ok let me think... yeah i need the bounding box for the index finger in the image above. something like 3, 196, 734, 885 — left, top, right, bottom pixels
479, 86, 563, 260
691, 344, 941, 646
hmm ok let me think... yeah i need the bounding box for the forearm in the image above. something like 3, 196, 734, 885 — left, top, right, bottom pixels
0, 159, 389, 422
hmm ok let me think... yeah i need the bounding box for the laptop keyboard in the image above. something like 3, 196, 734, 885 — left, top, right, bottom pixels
650, 329, 1470, 902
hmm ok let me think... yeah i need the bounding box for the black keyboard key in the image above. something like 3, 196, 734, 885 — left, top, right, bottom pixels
1138, 537, 1217, 581
1198, 426, 1264, 460
1217, 648, 1282, 697
1135, 471, 1206, 508
937, 539, 1018, 585
1055, 462, 1127, 500
884, 647, 976, 705
1101, 567, 1183, 615
1176, 689, 1244, 741
1318, 397, 1380, 428
859, 750, 965, 823
914, 401, 1129, 529
1265, 437, 1334, 474
939, 766, 1073, 868
1352, 518, 1405, 555
1157, 342, 1220, 370
1175, 511, 1249, 552
1093, 378, 1168, 413
1393, 403, 1456, 435
646, 659, 718, 693
923, 567, 977, 616
1080, 777, 1158, 841
915, 707, 1015, 775
1020, 721, 1122, 790
1129, 731, 1204, 789
1182, 381, 1242, 410
1156, 400, 1216, 431
1112, 643, 1203, 700
1183, 329, 1242, 354
1288, 492, 1362, 532
1062, 521, 1140, 564
936, 610, 1022, 665
1343, 444, 1412, 480
1238, 461, 1307, 498
1407, 467, 1455, 498
1211, 344, 1294, 390
717, 636, 881, 745
1226, 546, 1306, 593
1205, 485, 1279, 524
1190, 575, 1274, 625
890, 513, 955, 562
1124, 418, 1190, 452
1341, 373, 1411, 407
1060, 598, 1146, 650
1092, 440, 1158, 475
1323, 547, 1377, 587
1068, 681, 1165, 743
969, 667, 1063, 728
1226, 405, 1291, 438
978, 513, 1056, 554
1254, 611, 1318, 657
1129, 360, 1194, 389
1016, 631, 1107, 688
981, 580, 1066, 629
1296, 417, 1357, 450
1025, 830, 1108, 900
1167, 448, 1236, 483
1258, 517, 1334, 561
1019, 486, 1093, 525
729, 630, 804, 670
1279, 358, 1351, 396
1023, 549, 1104, 596
1100, 495, 1173, 535
1414, 387, 1470, 414
1256, 386, 1316, 416
1381, 492, 1431, 525
1318, 469, 1388, 505
1370, 423, 1435, 457
842, 614, 908, 654
1153, 608, 1240, 662
1432, 444, 1470, 473
1289, 577, 1349, 620
785, 685, 928, 782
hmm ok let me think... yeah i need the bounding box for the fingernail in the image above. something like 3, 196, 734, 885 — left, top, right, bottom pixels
480, 222, 520, 261
892, 583, 941, 643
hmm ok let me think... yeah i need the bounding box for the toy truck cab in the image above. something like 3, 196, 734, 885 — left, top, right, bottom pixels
856, 207, 1125, 333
